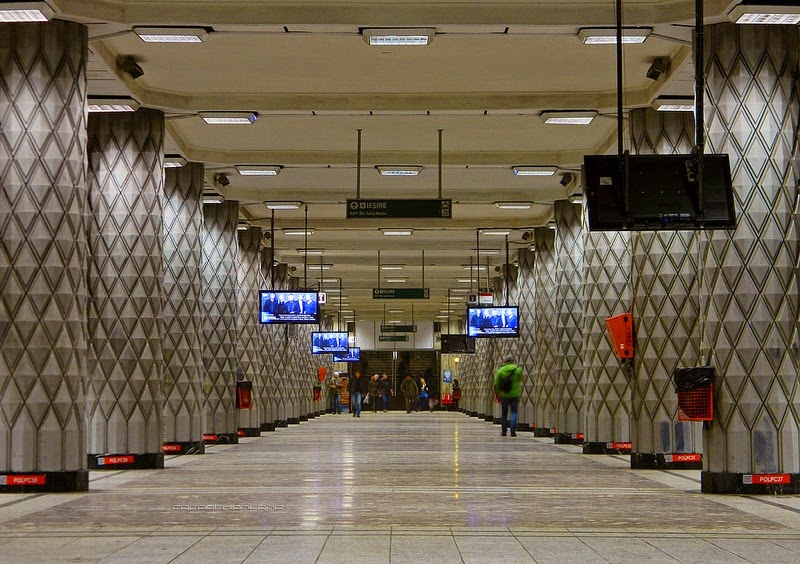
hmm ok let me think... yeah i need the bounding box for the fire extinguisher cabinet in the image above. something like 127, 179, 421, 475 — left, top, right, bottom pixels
236, 380, 253, 409
673, 367, 714, 421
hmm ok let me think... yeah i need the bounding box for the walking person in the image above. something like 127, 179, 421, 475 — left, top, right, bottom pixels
379, 373, 392, 412
326, 371, 342, 414
452, 378, 462, 411
400, 374, 418, 413
493, 358, 523, 436
418, 377, 430, 412
368, 374, 381, 414
348, 371, 366, 417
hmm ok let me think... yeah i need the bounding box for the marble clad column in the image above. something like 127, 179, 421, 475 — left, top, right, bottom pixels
554, 200, 585, 444
581, 208, 632, 453
533, 227, 559, 436
272, 263, 290, 426
0, 21, 89, 492
628, 108, 702, 468
490, 270, 519, 422
258, 247, 276, 431
162, 163, 205, 454
286, 276, 301, 424
700, 23, 800, 493
201, 201, 239, 444
516, 248, 536, 431
236, 226, 263, 437
85, 108, 165, 470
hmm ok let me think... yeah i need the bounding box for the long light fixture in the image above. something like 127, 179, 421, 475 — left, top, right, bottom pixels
203, 194, 224, 204
363, 28, 435, 46
495, 201, 534, 210
296, 248, 325, 255
381, 228, 414, 236
317, 278, 340, 284
0, 2, 54, 22
380, 264, 405, 270
450, 288, 470, 293
307, 263, 333, 270
265, 201, 302, 210
164, 155, 188, 168
87, 96, 139, 112
473, 248, 500, 255
540, 111, 598, 125
578, 27, 652, 44
512, 166, 558, 176
479, 229, 511, 236
200, 112, 258, 125
376, 166, 422, 176
456, 279, 474, 283
568, 193, 584, 205
283, 228, 314, 236
237, 221, 251, 231
133, 26, 210, 43
652, 96, 695, 112
729, 3, 800, 24
385, 278, 408, 283
462, 265, 487, 271
388, 309, 405, 314
238, 165, 281, 176
447, 295, 464, 301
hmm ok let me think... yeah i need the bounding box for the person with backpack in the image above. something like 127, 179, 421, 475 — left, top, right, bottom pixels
493, 358, 522, 437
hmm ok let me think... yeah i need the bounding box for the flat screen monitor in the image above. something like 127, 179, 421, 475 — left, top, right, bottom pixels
440, 334, 476, 354
311, 331, 349, 354
467, 306, 520, 338
259, 291, 320, 325
333, 347, 361, 362
583, 154, 735, 231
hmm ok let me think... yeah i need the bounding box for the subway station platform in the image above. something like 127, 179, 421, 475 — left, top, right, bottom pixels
1, 412, 799, 563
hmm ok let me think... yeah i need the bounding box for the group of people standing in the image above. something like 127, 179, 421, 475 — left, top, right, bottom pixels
327, 372, 393, 417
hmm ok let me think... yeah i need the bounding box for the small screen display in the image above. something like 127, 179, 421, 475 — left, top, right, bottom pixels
466, 306, 520, 338
311, 332, 349, 354
259, 291, 320, 324
332, 347, 361, 362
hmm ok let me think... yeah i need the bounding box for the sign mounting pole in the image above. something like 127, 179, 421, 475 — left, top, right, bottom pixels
356, 128, 362, 199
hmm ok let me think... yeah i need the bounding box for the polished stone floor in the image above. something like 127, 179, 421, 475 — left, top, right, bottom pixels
1, 412, 800, 563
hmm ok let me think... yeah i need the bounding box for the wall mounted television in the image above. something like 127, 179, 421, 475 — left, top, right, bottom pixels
333, 347, 361, 362
311, 331, 349, 354
259, 291, 320, 324
466, 306, 519, 338
440, 334, 476, 354
583, 154, 735, 231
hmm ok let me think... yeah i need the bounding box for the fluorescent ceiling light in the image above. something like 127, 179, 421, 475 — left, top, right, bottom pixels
283, 228, 314, 236
472, 248, 500, 255
578, 27, 652, 44
381, 228, 414, 236
447, 296, 464, 301
317, 278, 340, 283
385, 278, 408, 283
568, 193, 584, 204
652, 96, 695, 112
548, 221, 557, 230
297, 248, 325, 255
238, 165, 281, 176
0, 2, 54, 22
203, 194, 223, 204
308, 264, 333, 270
479, 229, 511, 236
237, 221, 251, 231
439, 310, 452, 314
87, 97, 140, 112
729, 4, 800, 24
265, 201, 302, 210
164, 155, 187, 168
463, 265, 487, 271
363, 28, 435, 46
540, 111, 598, 125
456, 278, 474, 283
376, 166, 423, 176
495, 201, 534, 210
200, 112, 258, 125
512, 166, 558, 176
449, 288, 469, 293
387, 320, 403, 324
381, 264, 405, 270
436, 315, 450, 319
134, 26, 210, 43
388, 309, 405, 313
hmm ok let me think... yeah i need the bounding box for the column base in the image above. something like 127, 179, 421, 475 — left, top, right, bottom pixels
583, 441, 633, 455
162, 441, 205, 455
299, 415, 308, 422
276, 420, 289, 428
533, 427, 556, 438
88, 453, 164, 470
631, 452, 702, 470
554, 432, 585, 445
702, 471, 800, 494
260, 422, 276, 432
516, 423, 535, 432
483, 415, 493, 422
1, 470, 89, 493
236, 427, 261, 438
288, 417, 300, 425
203, 433, 239, 445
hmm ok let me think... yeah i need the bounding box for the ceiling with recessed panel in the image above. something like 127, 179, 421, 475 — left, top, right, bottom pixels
47, 0, 739, 321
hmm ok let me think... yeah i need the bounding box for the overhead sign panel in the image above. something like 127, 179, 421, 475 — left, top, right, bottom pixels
380, 325, 417, 333
347, 198, 452, 219
379, 335, 408, 342
373, 288, 429, 299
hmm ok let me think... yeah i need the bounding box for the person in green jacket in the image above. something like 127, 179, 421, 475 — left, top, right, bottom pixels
493, 358, 522, 437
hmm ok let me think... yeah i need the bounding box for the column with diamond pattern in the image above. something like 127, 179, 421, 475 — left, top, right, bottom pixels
554, 201, 585, 444
162, 164, 205, 455
202, 202, 240, 444
0, 21, 89, 492
628, 108, 702, 468
259, 248, 277, 431
516, 248, 536, 431
700, 24, 800, 493
237, 226, 263, 437
533, 227, 559, 435
85, 109, 165, 469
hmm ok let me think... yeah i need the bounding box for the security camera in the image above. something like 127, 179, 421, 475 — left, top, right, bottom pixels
118, 56, 144, 80
214, 173, 230, 188
646, 57, 670, 81
559, 173, 574, 187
